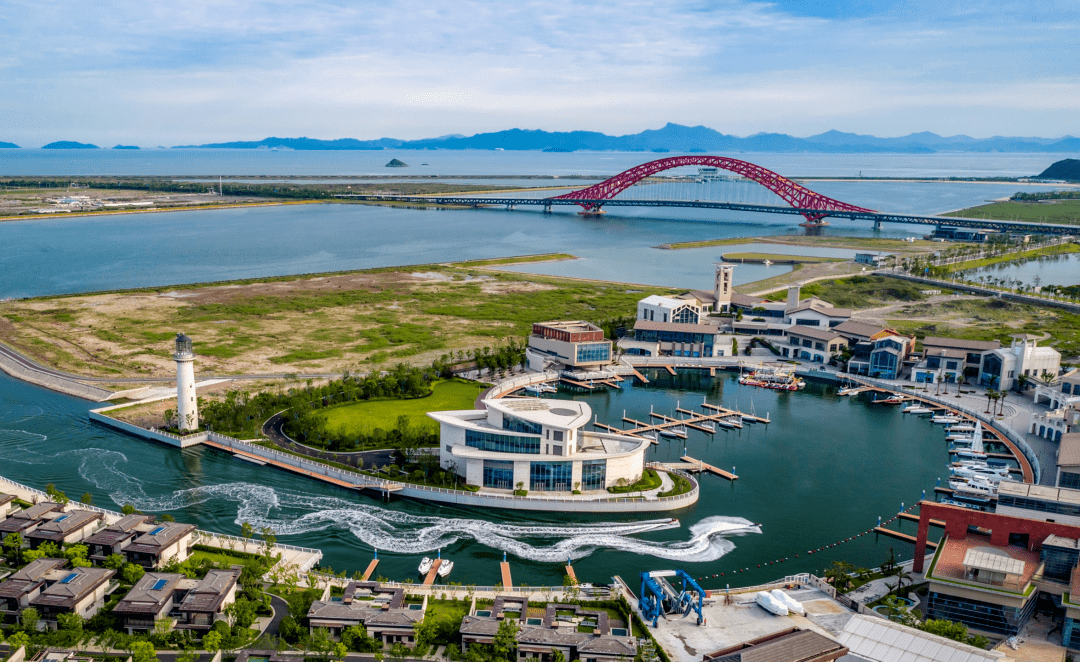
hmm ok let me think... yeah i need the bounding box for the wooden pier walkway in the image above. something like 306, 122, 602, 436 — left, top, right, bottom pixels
592, 421, 654, 443
898, 512, 945, 527
680, 455, 737, 481
664, 365, 677, 376
650, 412, 714, 434
628, 367, 650, 383
501, 561, 512, 588
700, 402, 769, 424
565, 564, 577, 583
873, 527, 938, 548
676, 406, 742, 429
560, 377, 595, 390
423, 559, 442, 585
361, 559, 379, 581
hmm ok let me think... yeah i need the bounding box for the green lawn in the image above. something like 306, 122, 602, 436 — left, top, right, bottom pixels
765, 275, 932, 307
722, 252, 844, 263
944, 199, 1080, 226
318, 379, 482, 435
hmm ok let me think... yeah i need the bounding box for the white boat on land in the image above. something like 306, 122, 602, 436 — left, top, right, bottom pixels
932, 415, 961, 424
418, 557, 433, 574
903, 404, 933, 414
770, 589, 805, 615
756, 591, 789, 616
438, 560, 454, 578
660, 426, 688, 439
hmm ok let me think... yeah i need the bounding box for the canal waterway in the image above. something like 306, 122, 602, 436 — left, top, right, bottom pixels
0, 368, 949, 588
963, 252, 1080, 289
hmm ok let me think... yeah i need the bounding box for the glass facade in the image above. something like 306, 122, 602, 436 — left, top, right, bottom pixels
575, 343, 611, 363
482, 460, 515, 489
999, 494, 1080, 518
671, 306, 699, 324
926, 590, 1035, 636
465, 429, 541, 454
581, 460, 607, 491
870, 349, 900, 379
502, 413, 542, 435
1061, 472, 1080, 491
530, 461, 572, 492
1040, 543, 1079, 583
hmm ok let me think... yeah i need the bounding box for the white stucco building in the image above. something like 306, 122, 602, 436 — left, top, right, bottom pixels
428, 398, 650, 493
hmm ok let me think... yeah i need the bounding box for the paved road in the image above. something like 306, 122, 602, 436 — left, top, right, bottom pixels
262, 412, 401, 469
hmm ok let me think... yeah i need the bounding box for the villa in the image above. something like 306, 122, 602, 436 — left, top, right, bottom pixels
112, 572, 184, 634
307, 582, 426, 645
780, 327, 848, 363
0, 558, 67, 617
730, 285, 852, 337
123, 521, 197, 569
30, 566, 115, 628
173, 568, 241, 631
0, 502, 62, 537
26, 509, 104, 549
0, 494, 14, 520
83, 514, 153, 563
428, 398, 650, 493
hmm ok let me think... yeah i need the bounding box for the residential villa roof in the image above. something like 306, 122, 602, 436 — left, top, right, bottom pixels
308, 582, 410, 624
83, 514, 152, 550
31, 567, 115, 610
633, 319, 723, 334
0, 558, 67, 599
113, 572, 184, 615
703, 628, 847, 662
786, 298, 852, 318
680, 290, 719, 305
922, 336, 1001, 352
177, 568, 240, 613
731, 292, 767, 307
832, 321, 890, 339
923, 347, 969, 360
28, 510, 103, 542
1056, 433, 1080, 468
0, 502, 62, 533
785, 327, 846, 342
533, 320, 603, 334
126, 522, 196, 555
835, 614, 1006, 662
0, 494, 14, 509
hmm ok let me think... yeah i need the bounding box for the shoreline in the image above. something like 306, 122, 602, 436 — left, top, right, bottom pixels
0, 199, 317, 224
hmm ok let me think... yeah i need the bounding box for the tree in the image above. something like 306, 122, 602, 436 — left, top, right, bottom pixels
553, 651, 566, 662
122, 503, 137, 515
492, 619, 519, 661
241, 521, 254, 542
20, 607, 40, 632
203, 630, 223, 652
80, 492, 93, 505
45, 483, 70, 504
130, 640, 157, 662
103, 553, 126, 569
163, 409, 174, 428
121, 562, 146, 584
224, 597, 258, 629
388, 642, 410, 662
3, 531, 23, 561
56, 612, 84, 633
6, 631, 30, 651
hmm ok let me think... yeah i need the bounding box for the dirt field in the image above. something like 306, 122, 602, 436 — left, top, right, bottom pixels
0, 266, 669, 379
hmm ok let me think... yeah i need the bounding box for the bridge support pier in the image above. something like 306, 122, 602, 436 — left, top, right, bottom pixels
506, 204, 515, 211
543, 204, 552, 214
873, 218, 882, 231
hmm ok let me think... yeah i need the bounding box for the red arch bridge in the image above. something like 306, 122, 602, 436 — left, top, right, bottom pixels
335, 155, 1075, 234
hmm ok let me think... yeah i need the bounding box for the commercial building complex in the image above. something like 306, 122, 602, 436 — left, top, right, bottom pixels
526, 321, 613, 372
429, 398, 649, 492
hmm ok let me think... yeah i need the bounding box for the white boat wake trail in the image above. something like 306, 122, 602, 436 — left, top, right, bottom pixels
105, 481, 758, 563
0, 413, 759, 563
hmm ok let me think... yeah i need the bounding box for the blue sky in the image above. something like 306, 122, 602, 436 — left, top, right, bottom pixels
0, 0, 1077, 146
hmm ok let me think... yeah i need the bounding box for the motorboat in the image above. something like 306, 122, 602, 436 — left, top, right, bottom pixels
418, 557, 433, 574
874, 394, 905, 405
755, 591, 789, 616
952, 448, 988, 461
953, 460, 1010, 477
950, 466, 1009, 484
770, 589, 805, 615
950, 476, 998, 498
438, 560, 454, 578
659, 426, 688, 439
932, 415, 961, 425
739, 367, 805, 391
903, 404, 933, 414
838, 386, 861, 396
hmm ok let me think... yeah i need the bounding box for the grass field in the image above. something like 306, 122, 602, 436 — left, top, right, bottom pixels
318, 379, 482, 435
944, 199, 1080, 226
767, 275, 934, 307
942, 242, 1080, 273
721, 252, 845, 263
0, 266, 671, 379
451, 253, 575, 268
662, 235, 948, 253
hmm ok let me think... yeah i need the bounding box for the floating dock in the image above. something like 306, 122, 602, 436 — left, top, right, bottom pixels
361, 558, 379, 581
565, 564, 577, 583
628, 367, 650, 383
680, 455, 738, 481
897, 512, 945, 527
873, 526, 938, 549
501, 561, 513, 588
423, 559, 442, 585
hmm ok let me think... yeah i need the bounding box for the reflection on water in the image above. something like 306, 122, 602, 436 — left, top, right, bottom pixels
962, 252, 1080, 288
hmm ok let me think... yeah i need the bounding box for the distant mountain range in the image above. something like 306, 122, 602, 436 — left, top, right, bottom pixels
172, 124, 1080, 153
0, 141, 19, 148
42, 141, 99, 149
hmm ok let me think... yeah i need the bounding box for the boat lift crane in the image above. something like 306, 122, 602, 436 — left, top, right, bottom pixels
640, 570, 705, 627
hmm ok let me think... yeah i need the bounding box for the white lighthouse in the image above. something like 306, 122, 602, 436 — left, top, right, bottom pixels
173, 333, 199, 432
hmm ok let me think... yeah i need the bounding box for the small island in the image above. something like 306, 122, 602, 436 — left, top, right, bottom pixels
385, 158, 409, 167
41, 141, 99, 149
112, 144, 140, 150
1038, 158, 1080, 182
0, 141, 19, 149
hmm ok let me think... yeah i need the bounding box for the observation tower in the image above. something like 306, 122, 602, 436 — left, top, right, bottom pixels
173, 333, 199, 432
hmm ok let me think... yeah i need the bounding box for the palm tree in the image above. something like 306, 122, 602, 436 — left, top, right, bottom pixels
984, 388, 996, 414
997, 390, 1008, 416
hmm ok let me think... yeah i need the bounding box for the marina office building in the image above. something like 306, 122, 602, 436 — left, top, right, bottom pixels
526, 321, 613, 373
428, 398, 650, 492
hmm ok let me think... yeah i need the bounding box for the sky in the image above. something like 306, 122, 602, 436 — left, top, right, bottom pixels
0, 0, 1077, 146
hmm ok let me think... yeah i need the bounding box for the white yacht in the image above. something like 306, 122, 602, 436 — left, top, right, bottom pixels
659, 426, 688, 439
932, 415, 961, 425
438, 560, 454, 577
770, 589, 805, 615
946, 424, 976, 433
756, 591, 789, 616
903, 404, 933, 414
418, 557, 433, 574
950, 476, 998, 498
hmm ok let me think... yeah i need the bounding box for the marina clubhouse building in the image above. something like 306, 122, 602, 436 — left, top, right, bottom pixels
428, 398, 650, 493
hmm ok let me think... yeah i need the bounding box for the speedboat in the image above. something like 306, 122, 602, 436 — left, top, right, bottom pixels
755, 591, 789, 616
950, 476, 998, 498
418, 557, 433, 574
438, 560, 454, 578
875, 394, 905, 405
770, 589, 805, 615
838, 386, 860, 396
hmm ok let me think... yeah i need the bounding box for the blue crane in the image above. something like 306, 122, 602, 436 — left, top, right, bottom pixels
639, 570, 705, 627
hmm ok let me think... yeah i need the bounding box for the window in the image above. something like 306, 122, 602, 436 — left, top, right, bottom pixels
795, 319, 820, 326
503, 413, 542, 435
581, 460, 607, 491
465, 430, 540, 454
1060, 472, 1080, 491
530, 461, 572, 492
482, 460, 514, 489
575, 343, 611, 363
552, 445, 563, 455
552, 430, 564, 442
671, 306, 699, 325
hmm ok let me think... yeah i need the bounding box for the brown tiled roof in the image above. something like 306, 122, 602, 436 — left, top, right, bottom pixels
0, 494, 14, 508
0, 558, 67, 599
113, 572, 184, 615
681, 290, 718, 304
31, 567, 114, 610
177, 568, 240, 613
832, 321, 887, 339
703, 628, 847, 662
28, 510, 103, 542
787, 298, 851, 318
922, 336, 1001, 352
732, 292, 766, 306
126, 522, 196, 554
785, 327, 845, 343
